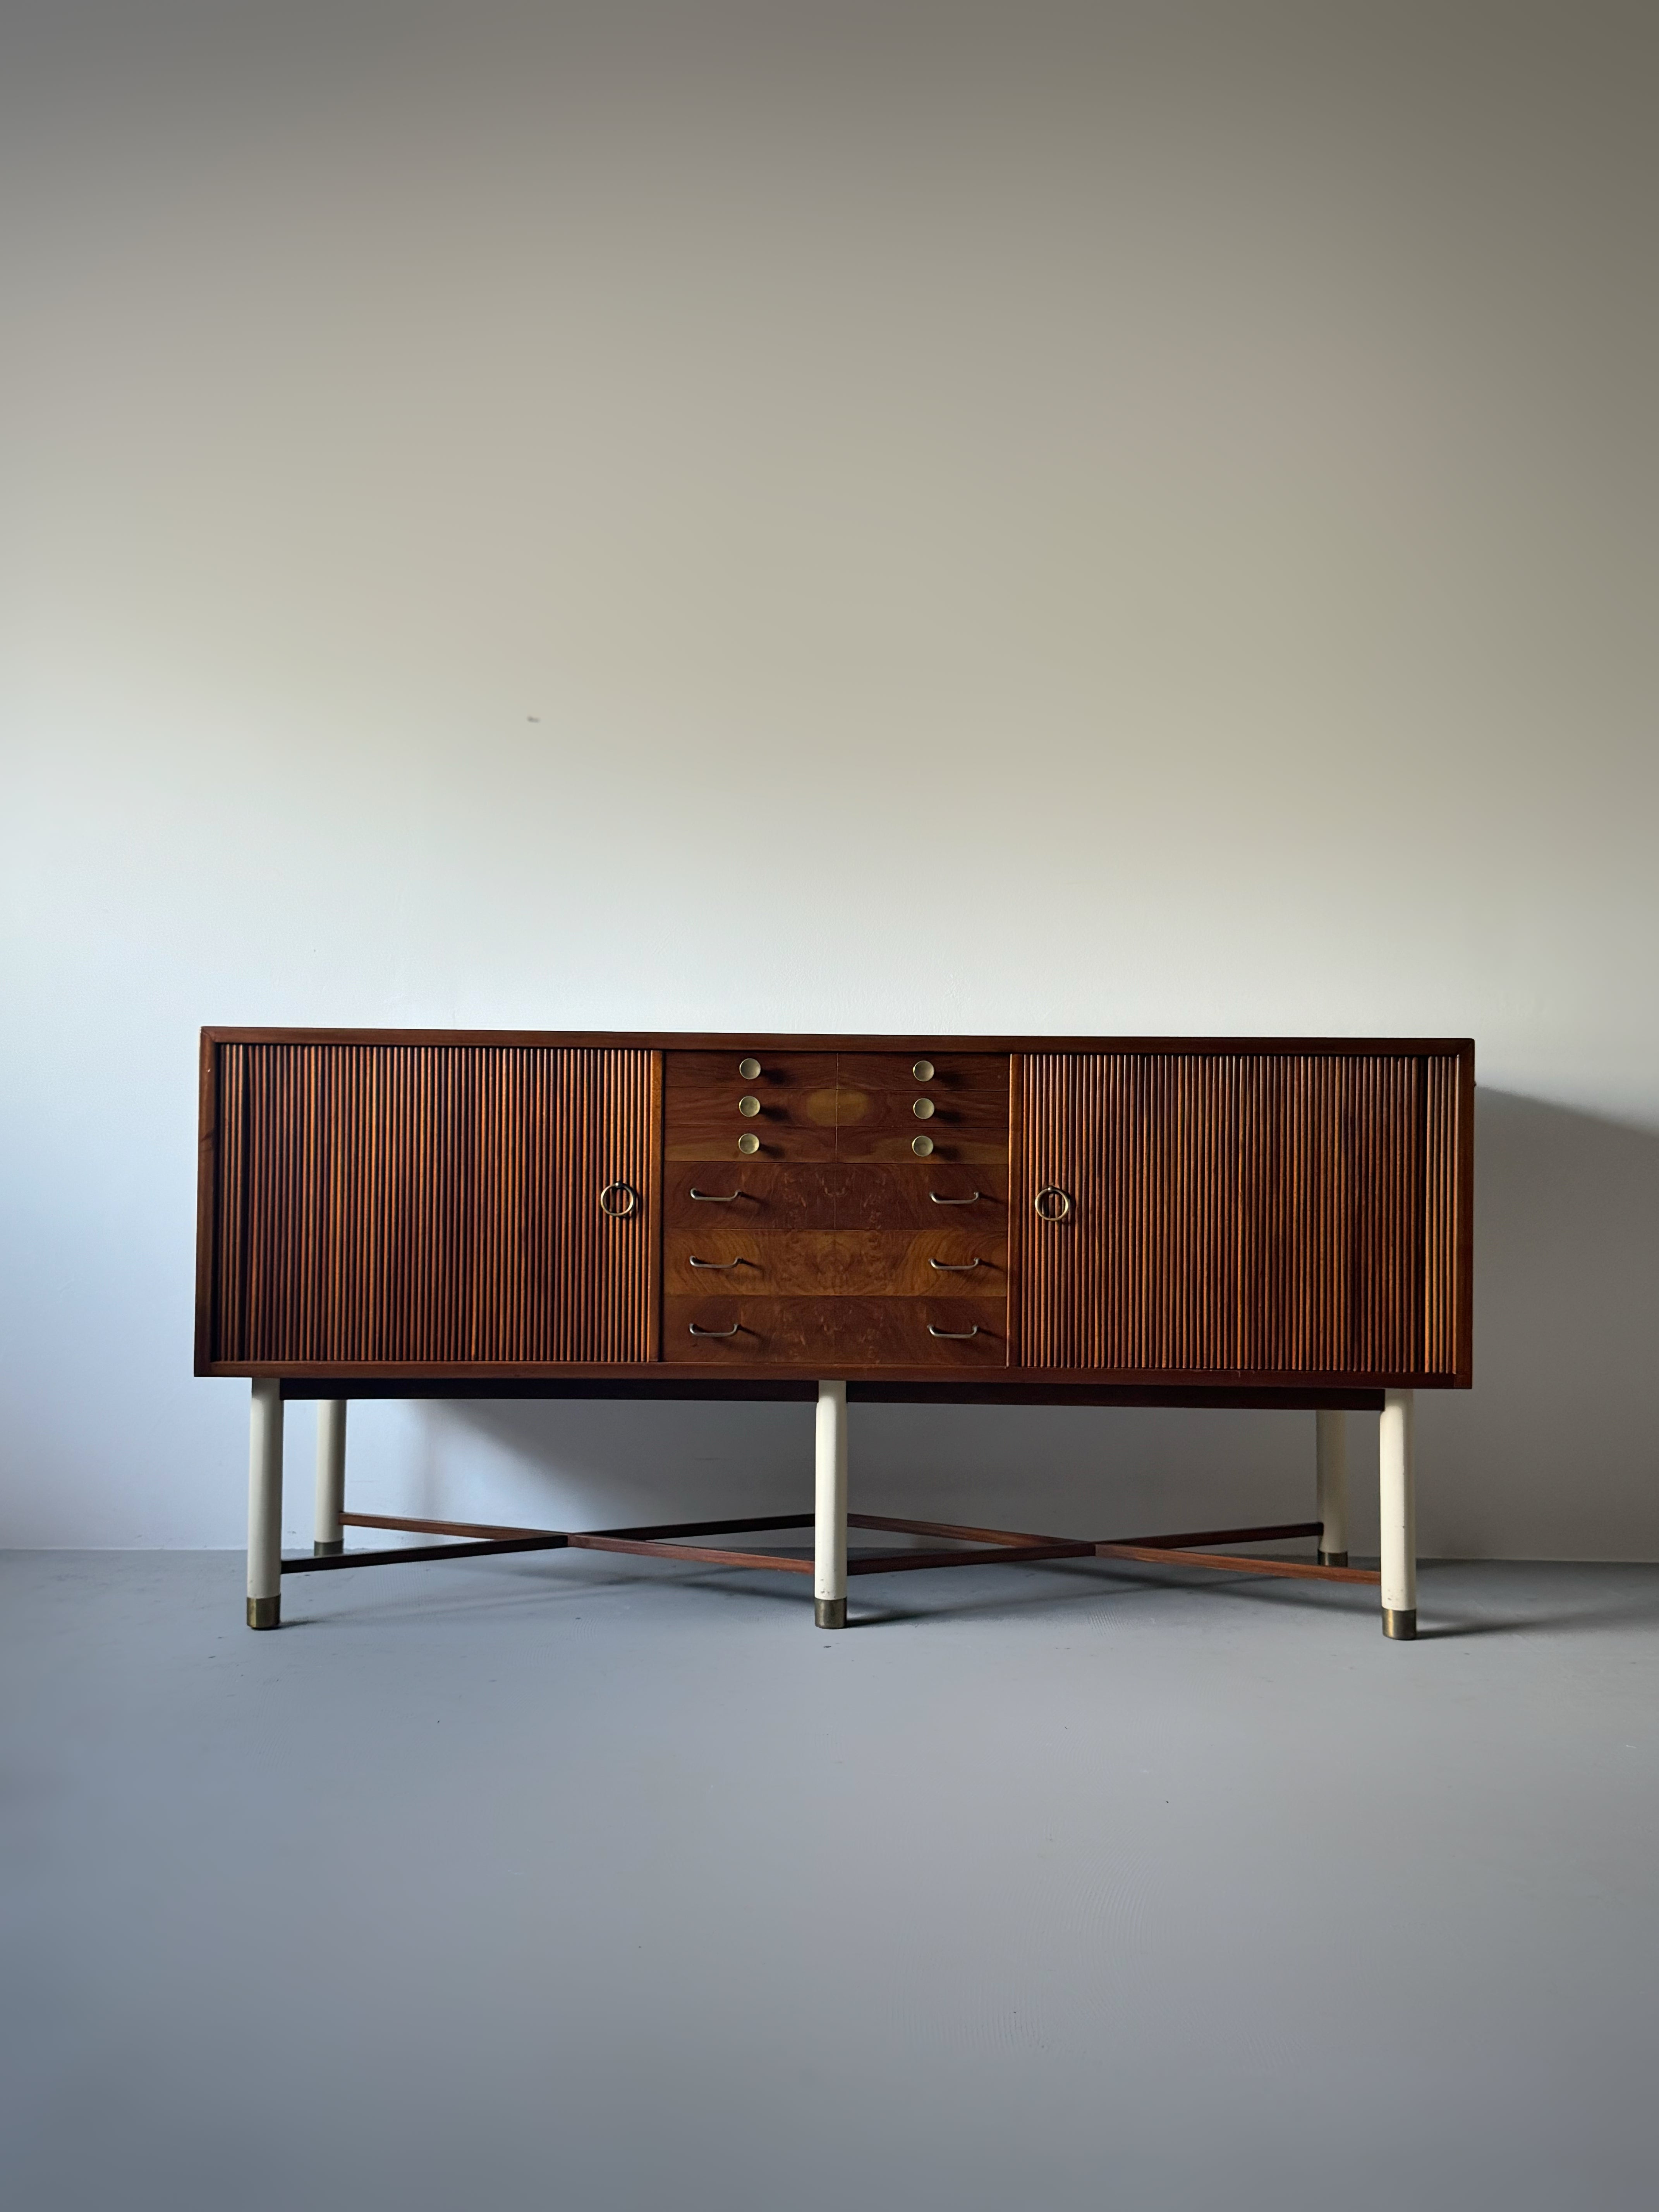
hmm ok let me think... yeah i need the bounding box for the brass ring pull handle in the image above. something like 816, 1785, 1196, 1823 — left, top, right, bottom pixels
1033, 1185, 1073, 1222
689, 1190, 742, 1202
688, 1322, 741, 1337
689, 1256, 745, 1270
599, 1181, 639, 1218
929, 1191, 980, 1205
929, 1258, 982, 1271
928, 1324, 981, 1339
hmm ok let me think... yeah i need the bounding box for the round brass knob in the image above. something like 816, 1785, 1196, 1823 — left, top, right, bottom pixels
598, 1181, 639, 1218
1034, 1185, 1073, 1221
737, 1132, 761, 1155
912, 1059, 934, 1081
912, 1133, 934, 1156
912, 1097, 935, 1120
738, 1058, 761, 1080
738, 1094, 761, 1117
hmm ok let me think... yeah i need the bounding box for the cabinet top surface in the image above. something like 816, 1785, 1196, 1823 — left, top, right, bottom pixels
203, 1027, 1475, 1056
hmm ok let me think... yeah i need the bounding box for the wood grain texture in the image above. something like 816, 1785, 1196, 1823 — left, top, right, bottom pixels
663, 1229, 1006, 1297
660, 1164, 840, 1230
1015, 1049, 1468, 1379
206, 1042, 656, 1365
663, 1295, 1007, 1365
197, 1030, 1472, 1389
207, 1027, 1473, 1056
663, 1052, 840, 1162
832, 1167, 1006, 1228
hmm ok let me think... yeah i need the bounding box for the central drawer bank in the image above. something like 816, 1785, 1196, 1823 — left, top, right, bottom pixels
196, 1031, 1474, 1641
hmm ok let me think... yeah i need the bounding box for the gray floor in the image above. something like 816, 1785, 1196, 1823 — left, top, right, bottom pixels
5, 1550, 1659, 2212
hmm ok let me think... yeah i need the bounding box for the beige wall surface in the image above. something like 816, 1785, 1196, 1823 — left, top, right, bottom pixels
3, 1, 1656, 1554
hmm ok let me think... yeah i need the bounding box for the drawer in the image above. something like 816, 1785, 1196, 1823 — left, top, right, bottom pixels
836, 1124, 1008, 1166
664, 1296, 850, 1365
836, 1051, 1010, 1094
664, 1230, 846, 1297
663, 1228, 1006, 1298
834, 1166, 1008, 1230
844, 1231, 1007, 1297
663, 1295, 1008, 1366
665, 1051, 838, 1163
661, 1163, 838, 1231
827, 1298, 1009, 1366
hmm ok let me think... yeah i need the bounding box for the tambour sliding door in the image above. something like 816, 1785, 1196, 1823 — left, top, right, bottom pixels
204, 1042, 658, 1367
1014, 1049, 1469, 1383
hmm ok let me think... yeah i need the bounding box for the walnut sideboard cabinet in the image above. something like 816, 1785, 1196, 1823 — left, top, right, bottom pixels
196, 1030, 1473, 1640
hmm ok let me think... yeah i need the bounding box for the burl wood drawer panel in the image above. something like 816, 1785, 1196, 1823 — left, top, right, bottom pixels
663, 1229, 1007, 1298
665, 1297, 1007, 1365
832, 1166, 1006, 1229
664, 1052, 838, 1161
1015, 1050, 1467, 1379
207, 1042, 656, 1365
660, 1163, 838, 1231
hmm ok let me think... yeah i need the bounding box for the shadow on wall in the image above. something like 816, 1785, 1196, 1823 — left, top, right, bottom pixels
400, 1091, 1659, 1563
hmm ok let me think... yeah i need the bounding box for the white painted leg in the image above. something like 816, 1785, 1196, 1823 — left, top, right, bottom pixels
1379, 1389, 1417, 1640
814, 1380, 848, 1630
1316, 1409, 1348, 1566
314, 1399, 347, 1555
247, 1379, 284, 1629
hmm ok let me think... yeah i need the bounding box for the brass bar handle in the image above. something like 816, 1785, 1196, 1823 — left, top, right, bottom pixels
688, 1322, 742, 1337
1033, 1185, 1072, 1222
929, 1191, 980, 1205
689, 1256, 746, 1270
929, 1258, 982, 1271
689, 1189, 742, 1202
599, 1181, 639, 1218
928, 1324, 980, 1339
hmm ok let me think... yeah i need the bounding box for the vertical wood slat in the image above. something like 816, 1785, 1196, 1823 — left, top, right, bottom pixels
211, 1044, 656, 1364
1016, 1052, 1464, 1379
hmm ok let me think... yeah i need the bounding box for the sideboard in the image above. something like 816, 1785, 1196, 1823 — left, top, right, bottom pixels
197, 1030, 1473, 1640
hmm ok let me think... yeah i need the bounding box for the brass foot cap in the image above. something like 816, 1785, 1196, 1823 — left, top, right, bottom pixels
247, 1596, 281, 1630
1382, 1606, 1417, 1641
1318, 1549, 1349, 1568
313, 1538, 345, 1556
815, 1598, 847, 1631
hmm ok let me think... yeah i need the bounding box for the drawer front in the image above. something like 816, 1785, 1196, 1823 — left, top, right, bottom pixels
664, 1228, 1006, 1298
661, 1163, 837, 1231
665, 1229, 845, 1297
832, 1298, 1008, 1365
664, 1295, 1007, 1366
665, 1296, 851, 1364
665, 1052, 838, 1162
835, 1115, 1008, 1164
665, 1163, 1006, 1231
836, 1051, 1011, 1093
833, 1166, 1007, 1230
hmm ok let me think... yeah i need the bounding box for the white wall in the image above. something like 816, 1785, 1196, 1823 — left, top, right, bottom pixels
4, 0, 1656, 1558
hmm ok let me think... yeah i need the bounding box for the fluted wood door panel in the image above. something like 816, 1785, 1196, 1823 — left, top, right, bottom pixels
208, 1044, 657, 1365
1015, 1052, 1468, 1381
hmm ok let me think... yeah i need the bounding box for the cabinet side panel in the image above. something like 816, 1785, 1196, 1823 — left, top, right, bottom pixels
213, 1043, 654, 1366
